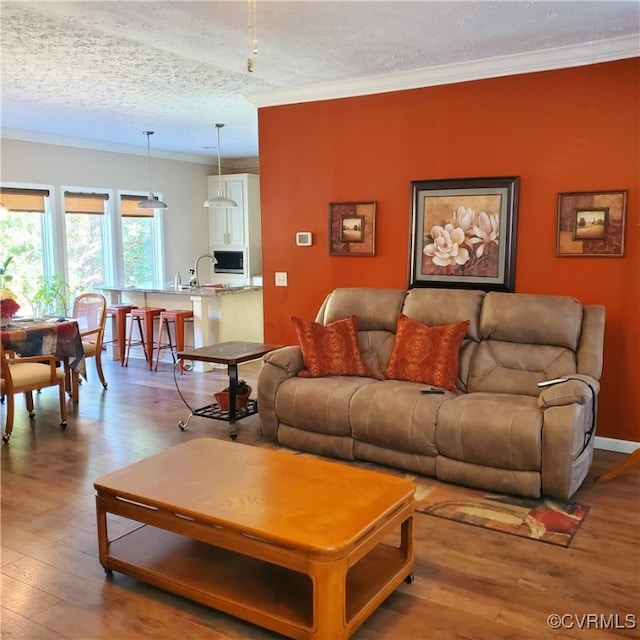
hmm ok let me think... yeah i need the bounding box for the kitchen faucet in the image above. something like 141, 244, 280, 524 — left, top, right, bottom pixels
190, 254, 216, 289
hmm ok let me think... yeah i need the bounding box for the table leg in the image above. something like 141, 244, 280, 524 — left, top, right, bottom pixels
63, 358, 80, 403
95, 495, 109, 568
71, 371, 80, 404
308, 557, 349, 639
175, 317, 185, 374
227, 362, 238, 439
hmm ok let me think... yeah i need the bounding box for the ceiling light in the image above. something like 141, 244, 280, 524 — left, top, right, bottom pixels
203, 123, 238, 208
137, 131, 167, 209
248, 0, 258, 72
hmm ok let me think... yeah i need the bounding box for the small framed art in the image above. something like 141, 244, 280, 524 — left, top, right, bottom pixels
328, 202, 376, 256
556, 190, 627, 257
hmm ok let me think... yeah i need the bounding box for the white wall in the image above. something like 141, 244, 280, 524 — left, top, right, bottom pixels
1, 138, 219, 282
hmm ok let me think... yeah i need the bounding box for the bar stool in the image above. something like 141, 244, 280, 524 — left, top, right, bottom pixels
124, 307, 165, 370
154, 309, 194, 374
105, 304, 138, 365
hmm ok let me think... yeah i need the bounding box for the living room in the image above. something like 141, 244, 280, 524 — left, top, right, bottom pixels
1, 4, 639, 639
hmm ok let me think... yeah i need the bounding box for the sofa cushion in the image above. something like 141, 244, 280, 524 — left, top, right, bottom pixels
357, 330, 396, 380
385, 315, 470, 391
402, 288, 485, 341
468, 341, 577, 396
349, 380, 443, 457
273, 375, 379, 436
436, 393, 542, 471
468, 292, 584, 396
480, 292, 583, 349
292, 315, 373, 378
317, 287, 406, 331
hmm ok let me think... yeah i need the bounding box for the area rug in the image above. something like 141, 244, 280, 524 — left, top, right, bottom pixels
254, 439, 589, 547
411, 480, 589, 547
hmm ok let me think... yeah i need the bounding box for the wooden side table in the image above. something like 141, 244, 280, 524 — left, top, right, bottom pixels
176, 341, 282, 438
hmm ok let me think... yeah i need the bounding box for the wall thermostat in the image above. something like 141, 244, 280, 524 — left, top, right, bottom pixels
296, 232, 313, 246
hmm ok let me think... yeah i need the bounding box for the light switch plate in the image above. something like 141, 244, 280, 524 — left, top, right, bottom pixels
275, 272, 288, 286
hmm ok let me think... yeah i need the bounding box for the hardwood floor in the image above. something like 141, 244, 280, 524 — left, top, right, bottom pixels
2, 355, 639, 639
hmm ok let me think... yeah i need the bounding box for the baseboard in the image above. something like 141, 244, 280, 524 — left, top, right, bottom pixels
595, 436, 639, 454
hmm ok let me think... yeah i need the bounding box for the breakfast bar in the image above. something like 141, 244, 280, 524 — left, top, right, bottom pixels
100, 285, 263, 371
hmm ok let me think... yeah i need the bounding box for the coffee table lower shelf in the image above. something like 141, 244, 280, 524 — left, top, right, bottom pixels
102, 523, 410, 639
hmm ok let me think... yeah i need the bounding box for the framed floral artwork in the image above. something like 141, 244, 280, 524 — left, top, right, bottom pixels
409, 176, 520, 292
556, 190, 627, 257
329, 202, 376, 256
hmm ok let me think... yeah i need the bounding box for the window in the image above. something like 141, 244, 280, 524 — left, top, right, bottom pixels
0, 186, 52, 311
1, 185, 166, 312
63, 190, 109, 293
119, 194, 164, 289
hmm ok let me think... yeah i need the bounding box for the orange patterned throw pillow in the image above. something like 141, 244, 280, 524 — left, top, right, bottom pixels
291, 315, 373, 378
385, 314, 470, 391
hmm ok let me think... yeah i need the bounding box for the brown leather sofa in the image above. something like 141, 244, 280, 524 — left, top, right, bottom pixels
257, 287, 605, 499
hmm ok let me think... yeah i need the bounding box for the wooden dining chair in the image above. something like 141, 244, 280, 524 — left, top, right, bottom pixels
1, 346, 68, 443
71, 292, 108, 390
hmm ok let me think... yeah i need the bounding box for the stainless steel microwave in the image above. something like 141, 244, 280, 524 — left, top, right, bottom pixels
213, 250, 244, 274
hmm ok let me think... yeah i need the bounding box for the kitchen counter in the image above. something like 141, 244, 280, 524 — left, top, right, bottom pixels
101, 285, 261, 297
100, 286, 263, 371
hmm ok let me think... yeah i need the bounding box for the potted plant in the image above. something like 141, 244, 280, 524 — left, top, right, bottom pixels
32, 273, 71, 317
215, 379, 252, 412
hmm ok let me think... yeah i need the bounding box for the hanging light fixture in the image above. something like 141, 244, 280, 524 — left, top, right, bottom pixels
137, 131, 167, 209
247, 0, 258, 72
203, 123, 238, 208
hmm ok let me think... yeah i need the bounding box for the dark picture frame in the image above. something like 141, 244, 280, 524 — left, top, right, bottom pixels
329, 202, 376, 256
556, 190, 627, 257
409, 176, 520, 291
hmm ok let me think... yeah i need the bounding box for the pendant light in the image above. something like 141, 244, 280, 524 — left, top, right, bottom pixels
137, 131, 167, 209
203, 123, 238, 208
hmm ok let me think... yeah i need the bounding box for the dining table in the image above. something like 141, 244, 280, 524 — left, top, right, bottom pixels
1, 318, 86, 402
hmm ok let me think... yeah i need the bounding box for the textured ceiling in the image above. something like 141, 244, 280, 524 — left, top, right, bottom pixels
1, 1, 639, 162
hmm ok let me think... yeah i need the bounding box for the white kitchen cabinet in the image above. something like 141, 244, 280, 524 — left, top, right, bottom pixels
206, 173, 262, 281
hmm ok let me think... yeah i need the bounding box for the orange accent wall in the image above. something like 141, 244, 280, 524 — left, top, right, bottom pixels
258, 58, 639, 443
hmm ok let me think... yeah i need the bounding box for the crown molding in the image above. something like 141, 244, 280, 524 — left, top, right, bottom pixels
247, 35, 640, 108
0, 129, 214, 164
0, 129, 260, 168
228, 157, 260, 172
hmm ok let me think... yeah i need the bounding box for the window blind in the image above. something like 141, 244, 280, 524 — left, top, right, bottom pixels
0, 187, 50, 213
120, 194, 155, 218
63, 191, 109, 214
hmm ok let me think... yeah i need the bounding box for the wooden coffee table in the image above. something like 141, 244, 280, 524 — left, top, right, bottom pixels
94, 438, 414, 639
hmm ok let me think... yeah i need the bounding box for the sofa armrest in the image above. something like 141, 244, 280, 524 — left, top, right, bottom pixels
262, 345, 305, 376
257, 346, 304, 439
538, 375, 600, 409
538, 375, 600, 499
